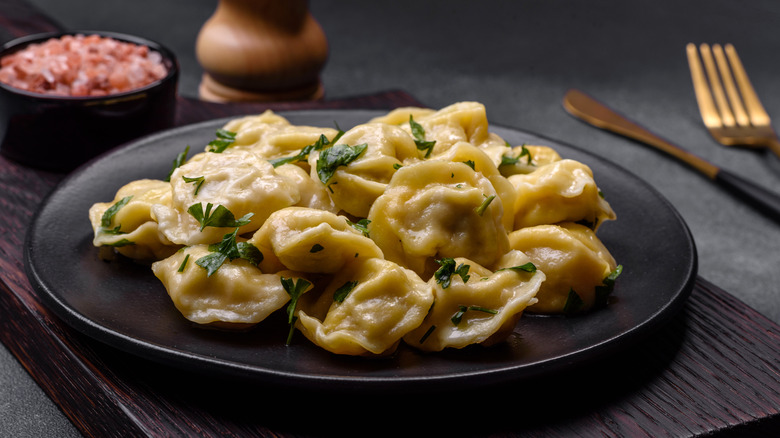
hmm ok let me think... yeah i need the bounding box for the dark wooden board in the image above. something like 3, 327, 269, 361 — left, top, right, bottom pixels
0, 1, 779, 436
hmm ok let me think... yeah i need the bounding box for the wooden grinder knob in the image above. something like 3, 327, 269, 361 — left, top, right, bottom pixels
196, 0, 328, 102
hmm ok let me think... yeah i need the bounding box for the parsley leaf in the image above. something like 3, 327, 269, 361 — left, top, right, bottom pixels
333, 280, 358, 303
165, 145, 190, 182
475, 194, 496, 216
195, 228, 264, 276
182, 175, 205, 196
281, 277, 312, 344
100, 196, 133, 229
187, 203, 253, 231
500, 144, 533, 167
206, 129, 237, 153
409, 115, 435, 158
346, 218, 371, 237
269, 130, 344, 167
434, 258, 471, 289
497, 262, 537, 273
563, 288, 584, 314
451, 305, 498, 325
315, 143, 368, 186
594, 265, 623, 307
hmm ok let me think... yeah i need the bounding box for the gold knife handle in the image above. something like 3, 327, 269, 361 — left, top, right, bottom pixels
563, 89, 719, 179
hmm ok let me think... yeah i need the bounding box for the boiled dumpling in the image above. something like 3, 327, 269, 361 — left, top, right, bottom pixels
508, 222, 619, 314
152, 244, 307, 329
295, 257, 434, 356
508, 159, 616, 230
367, 160, 510, 278
403, 250, 544, 351
307, 122, 419, 217
88, 179, 178, 261
248, 207, 384, 274
152, 149, 300, 246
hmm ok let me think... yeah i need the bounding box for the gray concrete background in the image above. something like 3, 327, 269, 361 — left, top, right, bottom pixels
3, 1, 780, 436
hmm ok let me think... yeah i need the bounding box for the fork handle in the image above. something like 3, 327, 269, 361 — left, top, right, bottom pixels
715, 169, 780, 222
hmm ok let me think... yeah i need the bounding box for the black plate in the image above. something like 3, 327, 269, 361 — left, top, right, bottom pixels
24, 109, 697, 393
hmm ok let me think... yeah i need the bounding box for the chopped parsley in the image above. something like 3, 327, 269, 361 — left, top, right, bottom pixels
497, 262, 537, 273
346, 218, 371, 237
409, 115, 435, 158
194, 228, 263, 276
206, 129, 237, 153
419, 325, 436, 344
269, 130, 344, 168
99, 195, 133, 234
451, 305, 498, 325
333, 280, 358, 303
434, 258, 471, 289
475, 194, 496, 216
563, 288, 584, 314
281, 277, 312, 344
165, 145, 190, 181
182, 175, 205, 196
177, 254, 190, 272
594, 265, 623, 307
500, 144, 533, 167
462, 160, 476, 170
316, 143, 368, 186
187, 203, 253, 231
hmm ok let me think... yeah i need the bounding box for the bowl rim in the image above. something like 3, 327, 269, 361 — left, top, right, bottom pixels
0, 30, 179, 101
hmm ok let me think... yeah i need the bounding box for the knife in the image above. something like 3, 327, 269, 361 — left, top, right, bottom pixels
562, 88, 780, 223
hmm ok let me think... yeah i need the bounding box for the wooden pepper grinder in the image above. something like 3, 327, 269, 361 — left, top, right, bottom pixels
195, 0, 328, 102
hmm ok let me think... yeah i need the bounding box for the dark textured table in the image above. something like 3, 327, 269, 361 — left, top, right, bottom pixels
2, 1, 779, 437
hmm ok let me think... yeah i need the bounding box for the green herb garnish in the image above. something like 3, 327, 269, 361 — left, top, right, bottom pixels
195, 228, 263, 276
497, 262, 537, 273
165, 145, 190, 181
434, 258, 471, 289
563, 288, 584, 314
269, 131, 344, 167
462, 160, 476, 170
594, 265, 623, 307
310, 244, 324, 253
409, 115, 435, 158
475, 194, 496, 216
99, 195, 133, 234
281, 277, 312, 344
451, 305, 498, 325
177, 254, 190, 272
346, 218, 371, 237
182, 175, 205, 196
206, 129, 237, 153
187, 203, 253, 231
333, 280, 358, 303
419, 325, 436, 344
315, 143, 368, 186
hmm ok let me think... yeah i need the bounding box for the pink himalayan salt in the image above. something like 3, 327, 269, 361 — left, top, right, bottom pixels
0, 34, 168, 96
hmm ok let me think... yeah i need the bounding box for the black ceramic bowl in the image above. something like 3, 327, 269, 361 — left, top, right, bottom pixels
0, 31, 179, 172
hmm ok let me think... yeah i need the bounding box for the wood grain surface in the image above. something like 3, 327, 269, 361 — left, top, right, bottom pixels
0, 1, 779, 436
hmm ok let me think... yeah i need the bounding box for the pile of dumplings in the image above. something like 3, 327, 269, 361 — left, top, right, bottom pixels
88, 102, 621, 357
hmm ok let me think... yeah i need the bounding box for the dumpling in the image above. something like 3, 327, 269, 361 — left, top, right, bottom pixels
152, 244, 307, 329
401, 101, 508, 155
484, 144, 562, 177
403, 250, 544, 352
295, 257, 434, 356
248, 207, 384, 274
508, 222, 619, 314
508, 159, 616, 230
152, 149, 300, 246
88, 179, 178, 261
367, 160, 510, 278
307, 122, 419, 217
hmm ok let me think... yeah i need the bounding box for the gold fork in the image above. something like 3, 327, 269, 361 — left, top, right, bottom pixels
686, 43, 780, 158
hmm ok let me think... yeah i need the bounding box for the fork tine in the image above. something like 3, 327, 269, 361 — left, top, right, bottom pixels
723, 44, 772, 127
712, 44, 750, 127
686, 43, 722, 128
699, 44, 736, 127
